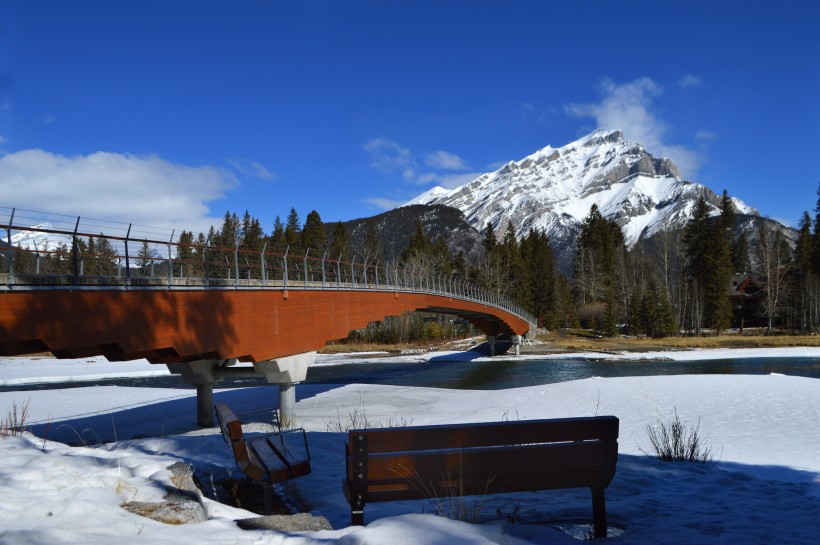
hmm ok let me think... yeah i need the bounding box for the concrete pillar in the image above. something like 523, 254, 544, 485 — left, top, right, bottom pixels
486, 335, 496, 357
253, 351, 315, 427
166, 360, 223, 427
512, 334, 522, 356
278, 382, 296, 427
196, 383, 214, 427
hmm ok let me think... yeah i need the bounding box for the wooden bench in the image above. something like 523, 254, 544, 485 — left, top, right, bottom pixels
343, 415, 618, 538
214, 402, 311, 513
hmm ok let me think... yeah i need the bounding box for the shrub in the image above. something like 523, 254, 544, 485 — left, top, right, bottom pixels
640, 408, 714, 463
1, 399, 31, 438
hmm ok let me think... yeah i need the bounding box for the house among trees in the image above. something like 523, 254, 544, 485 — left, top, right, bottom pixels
728, 273, 765, 331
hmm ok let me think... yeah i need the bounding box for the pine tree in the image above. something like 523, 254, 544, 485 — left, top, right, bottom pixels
270, 216, 286, 254
732, 232, 751, 273
329, 221, 350, 262
683, 197, 711, 334
177, 230, 195, 277
483, 222, 496, 253
793, 212, 816, 332
135, 240, 153, 276
284, 207, 302, 253
301, 210, 327, 254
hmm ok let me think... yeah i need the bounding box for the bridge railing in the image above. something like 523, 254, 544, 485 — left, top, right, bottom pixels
0, 207, 537, 329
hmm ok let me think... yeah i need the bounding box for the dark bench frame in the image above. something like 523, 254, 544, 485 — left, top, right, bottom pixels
343, 415, 618, 538
214, 402, 311, 513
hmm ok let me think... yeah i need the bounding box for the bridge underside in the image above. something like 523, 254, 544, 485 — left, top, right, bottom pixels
0, 289, 531, 362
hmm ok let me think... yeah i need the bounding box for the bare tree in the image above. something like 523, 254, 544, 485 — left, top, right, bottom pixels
756, 221, 791, 333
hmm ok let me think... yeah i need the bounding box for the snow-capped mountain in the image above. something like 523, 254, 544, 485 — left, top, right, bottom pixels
9, 223, 74, 252
406, 129, 757, 247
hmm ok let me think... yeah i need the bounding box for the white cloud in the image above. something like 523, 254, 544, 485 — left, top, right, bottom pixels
519, 101, 535, 119
416, 171, 482, 189
363, 137, 417, 181
228, 158, 276, 181
364, 138, 479, 205
0, 149, 236, 234
566, 77, 701, 177
679, 74, 703, 89
0, 134, 7, 144
425, 150, 468, 171
695, 130, 716, 141
364, 197, 406, 210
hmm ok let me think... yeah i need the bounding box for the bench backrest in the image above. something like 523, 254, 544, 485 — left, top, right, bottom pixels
349, 415, 619, 452
214, 402, 266, 481
345, 416, 619, 503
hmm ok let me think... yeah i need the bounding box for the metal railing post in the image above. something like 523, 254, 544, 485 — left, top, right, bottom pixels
304, 248, 310, 288
72, 216, 81, 285
232, 243, 238, 287
321, 249, 327, 288
283, 246, 289, 292
167, 230, 175, 287
260, 241, 267, 284
337, 255, 342, 289
6, 207, 14, 284
350, 256, 355, 288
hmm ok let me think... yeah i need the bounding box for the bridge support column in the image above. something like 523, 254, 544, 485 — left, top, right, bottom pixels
512, 335, 522, 356
166, 360, 224, 427
486, 336, 496, 356
253, 351, 315, 427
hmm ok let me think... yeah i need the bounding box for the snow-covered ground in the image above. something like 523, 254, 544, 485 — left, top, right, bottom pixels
1, 349, 819, 544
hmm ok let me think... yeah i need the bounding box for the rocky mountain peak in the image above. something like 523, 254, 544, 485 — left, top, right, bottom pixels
405, 129, 758, 255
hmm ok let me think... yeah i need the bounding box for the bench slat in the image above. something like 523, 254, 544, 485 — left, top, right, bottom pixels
352, 416, 619, 452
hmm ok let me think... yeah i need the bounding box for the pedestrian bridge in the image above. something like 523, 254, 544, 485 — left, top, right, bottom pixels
0, 211, 536, 426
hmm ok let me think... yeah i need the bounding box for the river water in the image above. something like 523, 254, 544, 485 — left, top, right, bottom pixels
4, 354, 819, 393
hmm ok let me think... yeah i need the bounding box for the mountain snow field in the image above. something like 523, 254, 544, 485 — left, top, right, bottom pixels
1, 350, 819, 544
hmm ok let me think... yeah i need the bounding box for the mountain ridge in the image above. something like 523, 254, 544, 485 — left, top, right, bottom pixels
406, 129, 758, 247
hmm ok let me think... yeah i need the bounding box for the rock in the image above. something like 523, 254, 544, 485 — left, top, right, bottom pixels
121, 462, 207, 525
166, 461, 199, 493
236, 513, 333, 532
123, 493, 207, 525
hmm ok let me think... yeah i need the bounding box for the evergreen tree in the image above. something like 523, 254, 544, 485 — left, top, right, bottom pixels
135, 240, 154, 275
328, 221, 350, 261
705, 193, 734, 333
573, 204, 623, 335
284, 207, 302, 253
270, 216, 286, 254
301, 210, 327, 254
520, 229, 556, 327
793, 212, 816, 332
683, 197, 711, 334
177, 230, 196, 277
732, 232, 751, 273
482, 222, 497, 253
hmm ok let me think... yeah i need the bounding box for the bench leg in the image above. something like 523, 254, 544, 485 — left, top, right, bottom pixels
351, 510, 364, 526
263, 482, 273, 516
591, 487, 607, 538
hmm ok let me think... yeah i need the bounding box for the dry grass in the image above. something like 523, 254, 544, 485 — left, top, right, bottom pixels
1, 399, 31, 438
319, 342, 415, 354
535, 329, 820, 353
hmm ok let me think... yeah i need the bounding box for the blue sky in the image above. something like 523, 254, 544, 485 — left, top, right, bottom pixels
1, 0, 818, 235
